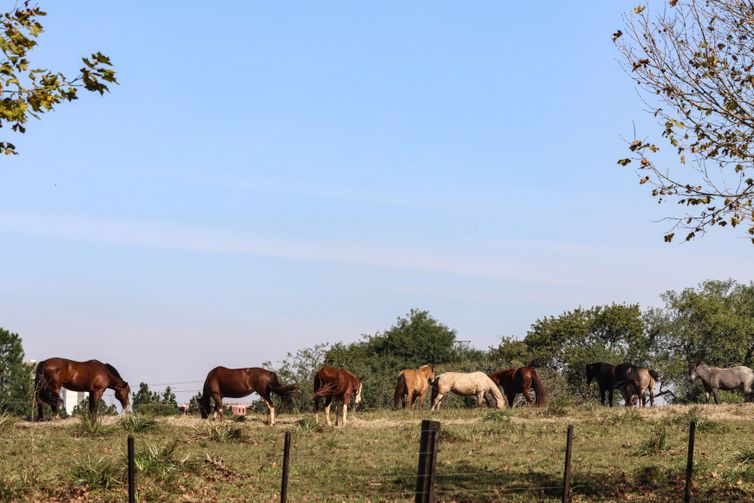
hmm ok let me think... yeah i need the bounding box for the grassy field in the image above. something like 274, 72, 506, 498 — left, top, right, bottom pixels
2, 403, 754, 502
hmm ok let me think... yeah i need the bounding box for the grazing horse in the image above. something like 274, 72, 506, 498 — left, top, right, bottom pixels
586, 362, 639, 407
488, 367, 547, 407
34, 357, 131, 420
199, 367, 298, 425
393, 364, 435, 410
313, 366, 363, 426
620, 368, 660, 407
690, 362, 754, 404
430, 371, 506, 411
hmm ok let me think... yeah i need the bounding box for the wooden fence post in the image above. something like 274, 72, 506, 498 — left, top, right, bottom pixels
127, 434, 136, 503
562, 424, 574, 503
415, 419, 441, 503
280, 431, 292, 503
685, 420, 696, 503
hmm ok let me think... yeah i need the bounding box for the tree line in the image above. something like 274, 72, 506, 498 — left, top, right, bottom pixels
2, 279, 753, 416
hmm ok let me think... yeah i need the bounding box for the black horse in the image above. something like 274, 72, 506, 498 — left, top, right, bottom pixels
586, 362, 639, 407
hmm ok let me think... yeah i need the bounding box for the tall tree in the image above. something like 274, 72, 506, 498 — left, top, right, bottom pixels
523, 304, 649, 394
615, 1, 754, 242
0, 2, 116, 155
0, 328, 33, 416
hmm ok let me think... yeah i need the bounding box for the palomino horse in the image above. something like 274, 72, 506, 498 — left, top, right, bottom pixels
314, 365, 363, 426
393, 364, 435, 410
586, 362, 639, 407
34, 357, 131, 420
430, 372, 506, 411
690, 362, 754, 404
488, 367, 547, 407
620, 367, 660, 407
199, 367, 298, 425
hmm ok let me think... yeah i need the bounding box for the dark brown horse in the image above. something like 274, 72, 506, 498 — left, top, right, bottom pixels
586, 362, 639, 407
34, 357, 131, 420
199, 366, 298, 425
313, 365, 363, 426
488, 367, 547, 407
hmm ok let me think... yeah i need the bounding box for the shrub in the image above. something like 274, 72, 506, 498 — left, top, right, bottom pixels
636, 426, 670, 456
193, 422, 247, 443
70, 456, 123, 489
134, 440, 197, 482
120, 414, 160, 433
71, 412, 115, 437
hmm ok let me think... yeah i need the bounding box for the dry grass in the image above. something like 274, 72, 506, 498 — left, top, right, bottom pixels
2, 404, 754, 501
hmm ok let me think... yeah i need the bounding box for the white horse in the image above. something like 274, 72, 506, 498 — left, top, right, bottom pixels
690, 362, 754, 403
430, 371, 506, 411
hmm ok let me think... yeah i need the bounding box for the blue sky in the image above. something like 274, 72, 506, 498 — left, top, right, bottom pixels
1, 2, 752, 403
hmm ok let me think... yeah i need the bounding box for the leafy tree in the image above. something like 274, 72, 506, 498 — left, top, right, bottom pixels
615, 1, 754, 242
131, 382, 160, 407
523, 304, 650, 395
0, 2, 116, 155
188, 392, 202, 415
0, 328, 34, 416
160, 386, 177, 405
646, 279, 754, 401
323, 309, 464, 409
264, 343, 330, 413
131, 382, 177, 415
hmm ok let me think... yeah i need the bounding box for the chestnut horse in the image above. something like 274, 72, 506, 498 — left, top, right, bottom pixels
620, 367, 660, 407
34, 357, 131, 420
200, 366, 298, 425
586, 362, 639, 407
313, 365, 363, 426
488, 367, 547, 407
393, 364, 435, 410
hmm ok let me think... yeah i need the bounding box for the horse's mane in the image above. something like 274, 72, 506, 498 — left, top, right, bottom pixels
105, 363, 123, 380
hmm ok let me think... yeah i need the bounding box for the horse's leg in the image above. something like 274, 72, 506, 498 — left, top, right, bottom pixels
324, 399, 332, 426
600, 387, 606, 406
213, 392, 223, 420
713, 388, 720, 404
505, 390, 515, 408
432, 392, 444, 411
416, 391, 425, 410
521, 384, 533, 406
50, 386, 64, 420
342, 401, 348, 426
608, 387, 614, 407
476, 391, 485, 407
89, 389, 104, 420
262, 394, 275, 426
649, 386, 655, 407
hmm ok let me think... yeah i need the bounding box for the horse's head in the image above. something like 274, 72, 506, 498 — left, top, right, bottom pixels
422, 364, 435, 383
689, 362, 704, 382
354, 381, 363, 405
115, 383, 132, 413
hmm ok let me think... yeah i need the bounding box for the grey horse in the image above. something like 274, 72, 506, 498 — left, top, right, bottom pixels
689, 362, 754, 404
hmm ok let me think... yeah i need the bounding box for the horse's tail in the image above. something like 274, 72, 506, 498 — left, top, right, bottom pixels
313, 373, 321, 412
530, 369, 547, 407
648, 369, 661, 381
199, 379, 212, 419
313, 381, 338, 398
34, 360, 48, 401
270, 375, 299, 408
393, 373, 407, 409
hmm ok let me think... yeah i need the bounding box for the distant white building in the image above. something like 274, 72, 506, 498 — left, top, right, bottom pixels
61, 389, 88, 416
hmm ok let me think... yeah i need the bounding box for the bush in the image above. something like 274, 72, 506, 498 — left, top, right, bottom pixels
135, 440, 198, 482
70, 456, 124, 489
193, 422, 247, 443
636, 426, 670, 456
133, 403, 179, 416
71, 412, 115, 437
120, 414, 160, 433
